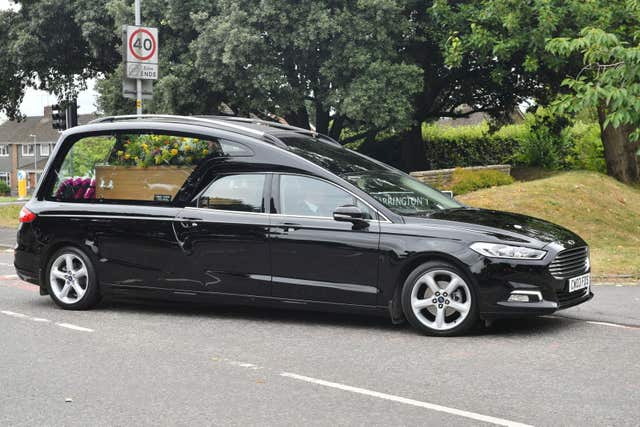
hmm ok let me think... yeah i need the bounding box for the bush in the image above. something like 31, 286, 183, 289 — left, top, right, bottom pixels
421, 122, 521, 169
567, 121, 606, 173
347, 111, 605, 174
0, 181, 10, 195
514, 108, 573, 169
450, 168, 515, 195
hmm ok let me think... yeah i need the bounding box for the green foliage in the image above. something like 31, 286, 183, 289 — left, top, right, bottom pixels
0, 180, 10, 195
547, 27, 640, 141
421, 122, 521, 169
567, 122, 606, 172
515, 108, 573, 169
450, 168, 515, 195
65, 137, 114, 177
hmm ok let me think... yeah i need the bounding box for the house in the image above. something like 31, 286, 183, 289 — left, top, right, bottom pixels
0, 106, 97, 195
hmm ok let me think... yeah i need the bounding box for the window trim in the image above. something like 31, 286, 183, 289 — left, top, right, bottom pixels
22, 144, 35, 157
273, 173, 390, 222
0, 145, 8, 157
0, 172, 10, 186
40, 144, 51, 156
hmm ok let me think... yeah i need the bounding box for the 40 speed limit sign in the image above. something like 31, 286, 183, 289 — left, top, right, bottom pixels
126, 25, 158, 80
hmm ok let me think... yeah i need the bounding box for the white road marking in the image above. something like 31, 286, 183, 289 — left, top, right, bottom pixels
549, 315, 639, 330
4, 249, 13, 253
0, 274, 18, 279
0, 262, 13, 266
2, 309, 93, 332
1, 310, 28, 318
280, 372, 532, 427
227, 361, 262, 369
586, 320, 638, 330
55, 322, 94, 333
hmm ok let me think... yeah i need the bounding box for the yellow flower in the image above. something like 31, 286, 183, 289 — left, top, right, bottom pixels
170, 148, 178, 156
124, 154, 131, 160
202, 149, 208, 155
117, 150, 124, 156
141, 143, 148, 150
184, 145, 191, 151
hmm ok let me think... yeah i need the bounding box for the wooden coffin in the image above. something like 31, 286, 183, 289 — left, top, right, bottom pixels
94, 165, 194, 202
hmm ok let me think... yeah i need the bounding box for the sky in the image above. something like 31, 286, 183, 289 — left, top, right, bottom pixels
0, 0, 99, 120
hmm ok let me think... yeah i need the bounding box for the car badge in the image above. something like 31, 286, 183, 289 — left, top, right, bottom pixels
513, 224, 522, 230
567, 239, 575, 246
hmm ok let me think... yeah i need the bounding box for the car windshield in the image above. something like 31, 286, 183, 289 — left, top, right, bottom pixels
281, 136, 462, 215
343, 171, 462, 215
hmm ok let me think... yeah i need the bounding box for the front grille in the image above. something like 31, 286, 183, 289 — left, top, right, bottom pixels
548, 246, 589, 279
556, 288, 589, 308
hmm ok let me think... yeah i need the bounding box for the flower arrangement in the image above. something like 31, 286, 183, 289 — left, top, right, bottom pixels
55, 177, 96, 200
112, 135, 211, 167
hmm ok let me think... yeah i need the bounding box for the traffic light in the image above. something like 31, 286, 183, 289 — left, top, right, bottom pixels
51, 104, 66, 130
66, 100, 78, 128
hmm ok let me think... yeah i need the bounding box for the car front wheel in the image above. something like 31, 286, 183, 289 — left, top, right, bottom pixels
401, 261, 478, 336
46, 247, 100, 310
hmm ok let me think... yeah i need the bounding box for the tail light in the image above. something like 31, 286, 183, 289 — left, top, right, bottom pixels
19, 206, 36, 223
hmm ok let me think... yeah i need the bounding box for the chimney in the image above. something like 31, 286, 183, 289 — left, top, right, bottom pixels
43, 105, 52, 120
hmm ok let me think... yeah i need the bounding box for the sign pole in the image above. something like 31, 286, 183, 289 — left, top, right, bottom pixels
134, 0, 142, 115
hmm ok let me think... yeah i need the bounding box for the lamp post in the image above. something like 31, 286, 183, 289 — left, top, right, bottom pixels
29, 134, 37, 190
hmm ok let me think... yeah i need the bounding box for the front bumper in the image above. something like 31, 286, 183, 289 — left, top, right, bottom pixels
474, 256, 593, 319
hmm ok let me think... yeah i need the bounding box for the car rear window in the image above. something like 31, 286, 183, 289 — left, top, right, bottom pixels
49, 133, 251, 204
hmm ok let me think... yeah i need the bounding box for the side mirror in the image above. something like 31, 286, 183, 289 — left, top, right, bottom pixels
441, 190, 454, 199
333, 205, 368, 228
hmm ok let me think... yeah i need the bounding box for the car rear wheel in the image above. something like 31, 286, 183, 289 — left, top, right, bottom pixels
401, 261, 478, 336
46, 247, 99, 310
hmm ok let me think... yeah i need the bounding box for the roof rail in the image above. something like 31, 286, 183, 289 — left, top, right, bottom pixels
88, 114, 266, 137
211, 116, 342, 146
210, 116, 318, 136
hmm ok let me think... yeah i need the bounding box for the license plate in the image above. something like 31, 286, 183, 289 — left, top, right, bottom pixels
568, 273, 590, 293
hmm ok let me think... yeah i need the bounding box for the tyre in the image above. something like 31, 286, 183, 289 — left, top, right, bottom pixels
401, 260, 478, 336
46, 246, 100, 310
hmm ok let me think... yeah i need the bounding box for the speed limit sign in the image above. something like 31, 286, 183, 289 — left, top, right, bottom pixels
126, 25, 158, 79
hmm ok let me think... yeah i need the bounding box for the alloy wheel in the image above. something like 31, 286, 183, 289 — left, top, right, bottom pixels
49, 253, 89, 305
410, 269, 472, 331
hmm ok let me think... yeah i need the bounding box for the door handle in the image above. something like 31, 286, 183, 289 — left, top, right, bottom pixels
279, 222, 301, 232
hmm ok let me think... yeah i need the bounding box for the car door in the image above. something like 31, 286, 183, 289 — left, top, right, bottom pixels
173, 172, 272, 297
269, 174, 381, 305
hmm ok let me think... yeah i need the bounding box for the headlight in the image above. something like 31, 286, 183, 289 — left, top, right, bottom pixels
470, 242, 547, 260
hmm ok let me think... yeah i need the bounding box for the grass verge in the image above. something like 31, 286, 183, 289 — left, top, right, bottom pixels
0, 204, 22, 229
458, 171, 640, 279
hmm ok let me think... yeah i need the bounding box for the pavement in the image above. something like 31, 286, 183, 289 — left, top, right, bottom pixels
0, 249, 639, 427
0, 227, 16, 248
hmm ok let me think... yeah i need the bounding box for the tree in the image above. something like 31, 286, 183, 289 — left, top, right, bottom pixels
547, 27, 640, 183
394, 0, 606, 170
0, 0, 119, 120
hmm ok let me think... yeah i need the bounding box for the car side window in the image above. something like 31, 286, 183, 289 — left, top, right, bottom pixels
197, 174, 266, 213
279, 175, 374, 219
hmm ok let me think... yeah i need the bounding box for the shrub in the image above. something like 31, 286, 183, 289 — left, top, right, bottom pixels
0, 181, 10, 195
514, 108, 573, 169
450, 168, 515, 195
566, 121, 606, 173
421, 122, 521, 169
